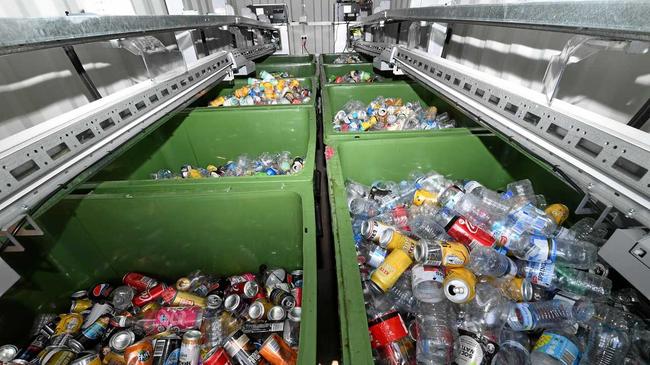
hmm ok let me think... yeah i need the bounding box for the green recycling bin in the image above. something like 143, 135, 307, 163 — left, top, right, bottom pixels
322, 82, 477, 145
320, 53, 373, 64
191, 77, 317, 109
253, 55, 317, 78
79, 106, 316, 194
321, 64, 406, 85
326, 132, 583, 364
0, 179, 317, 364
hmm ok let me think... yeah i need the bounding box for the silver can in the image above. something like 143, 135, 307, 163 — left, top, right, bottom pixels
110, 286, 136, 311
0, 345, 17, 365
70, 353, 100, 365
109, 330, 135, 354
283, 307, 301, 347
267, 306, 286, 321
178, 331, 200, 365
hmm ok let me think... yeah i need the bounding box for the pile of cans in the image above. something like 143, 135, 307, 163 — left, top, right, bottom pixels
1, 268, 303, 365
328, 70, 384, 84
332, 54, 365, 64
208, 71, 311, 107
332, 97, 457, 132
150, 152, 304, 180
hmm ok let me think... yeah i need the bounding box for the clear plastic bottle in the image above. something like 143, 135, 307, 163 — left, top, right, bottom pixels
505, 179, 537, 205
487, 276, 533, 302
555, 217, 608, 246
516, 260, 612, 298
580, 305, 633, 365
531, 327, 583, 365
504, 201, 557, 236
411, 170, 453, 195
454, 283, 510, 365
415, 301, 457, 365
505, 234, 598, 270
493, 328, 531, 365
199, 296, 225, 350
357, 242, 388, 269
457, 180, 511, 228
506, 299, 594, 331
349, 197, 380, 219
385, 272, 417, 313
466, 245, 517, 279
411, 264, 445, 303
408, 214, 448, 240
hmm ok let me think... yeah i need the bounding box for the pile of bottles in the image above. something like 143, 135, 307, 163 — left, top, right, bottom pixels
2, 268, 302, 365
332, 54, 365, 64
150, 152, 304, 179
345, 172, 649, 364
333, 97, 456, 132
208, 71, 311, 107
328, 70, 384, 84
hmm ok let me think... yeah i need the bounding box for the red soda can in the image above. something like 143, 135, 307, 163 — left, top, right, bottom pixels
123, 273, 158, 291
89, 283, 113, 301
132, 284, 167, 307
445, 216, 496, 248
227, 273, 256, 287
202, 347, 231, 365
290, 288, 302, 307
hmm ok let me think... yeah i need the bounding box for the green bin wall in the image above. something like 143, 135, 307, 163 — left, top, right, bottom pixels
320, 53, 373, 64
258, 55, 315, 64
321, 64, 406, 85
0, 181, 317, 364
192, 78, 316, 109
322, 82, 477, 145
326, 133, 582, 364
85, 107, 315, 190
253, 55, 317, 78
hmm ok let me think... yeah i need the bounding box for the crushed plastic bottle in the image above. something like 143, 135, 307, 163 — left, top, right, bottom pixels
506, 299, 595, 331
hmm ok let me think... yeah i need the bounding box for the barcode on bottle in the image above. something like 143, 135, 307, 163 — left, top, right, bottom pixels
561, 350, 576, 365
267, 338, 281, 353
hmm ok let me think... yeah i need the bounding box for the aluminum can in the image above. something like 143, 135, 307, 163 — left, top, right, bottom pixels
247, 299, 273, 321
445, 216, 496, 248
123, 273, 158, 291
290, 288, 302, 308
412, 189, 438, 206
283, 307, 301, 348
259, 334, 297, 365
102, 351, 126, 365
371, 249, 413, 292
29, 314, 58, 337
175, 278, 192, 292
161, 288, 206, 308
88, 284, 114, 301
223, 294, 248, 317
269, 289, 295, 310
37, 346, 75, 365
223, 330, 262, 365
124, 340, 154, 365
132, 284, 167, 307
70, 353, 101, 365
0, 345, 17, 365
111, 286, 136, 311
443, 267, 477, 304
82, 302, 114, 329
178, 331, 200, 365
151, 335, 181, 365
15, 334, 48, 362
55, 314, 83, 335
142, 307, 201, 334
288, 270, 303, 288
361, 220, 394, 243
109, 330, 135, 354
70, 299, 93, 314
202, 347, 231, 365
268, 306, 286, 322
413, 240, 469, 267
71, 291, 88, 300
379, 230, 417, 257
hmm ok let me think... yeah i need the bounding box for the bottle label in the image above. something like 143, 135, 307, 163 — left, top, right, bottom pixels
463, 181, 483, 193
524, 235, 557, 262
455, 329, 499, 365
533, 333, 580, 365
511, 303, 534, 330
525, 261, 555, 288
412, 265, 444, 287
367, 246, 387, 268
368, 311, 408, 349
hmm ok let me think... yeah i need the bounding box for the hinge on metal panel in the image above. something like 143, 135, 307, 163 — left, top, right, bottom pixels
1, 215, 43, 253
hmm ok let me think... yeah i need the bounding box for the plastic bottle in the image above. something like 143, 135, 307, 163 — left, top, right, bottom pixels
505, 179, 537, 205
453, 283, 510, 365
349, 197, 380, 219
531, 327, 583, 365
458, 180, 512, 227
506, 299, 594, 331
200, 296, 225, 350
580, 305, 633, 365
493, 328, 531, 365
114, 306, 203, 334
516, 260, 612, 297
411, 170, 453, 195
368, 310, 416, 365
385, 272, 418, 313
504, 234, 598, 270
407, 214, 448, 240
415, 301, 457, 365
466, 245, 517, 279
555, 217, 608, 246
487, 276, 533, 302
503, 201, 557, 236
411, 264, 445, 303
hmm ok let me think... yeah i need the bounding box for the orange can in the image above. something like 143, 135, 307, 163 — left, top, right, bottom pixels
124, 340, 153, 365
259, 334, 297, 365
371, 249, 413, 292
379, 229, 417, 257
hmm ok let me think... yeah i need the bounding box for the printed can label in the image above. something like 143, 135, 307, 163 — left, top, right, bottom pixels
368, 311, 408, 349
454, 329, 499, 365
440, 241, 469, 267
447, 218, 495, 248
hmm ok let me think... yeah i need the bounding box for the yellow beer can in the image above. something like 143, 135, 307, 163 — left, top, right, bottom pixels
371, 249, 413, 292
443, 268, 477, 304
